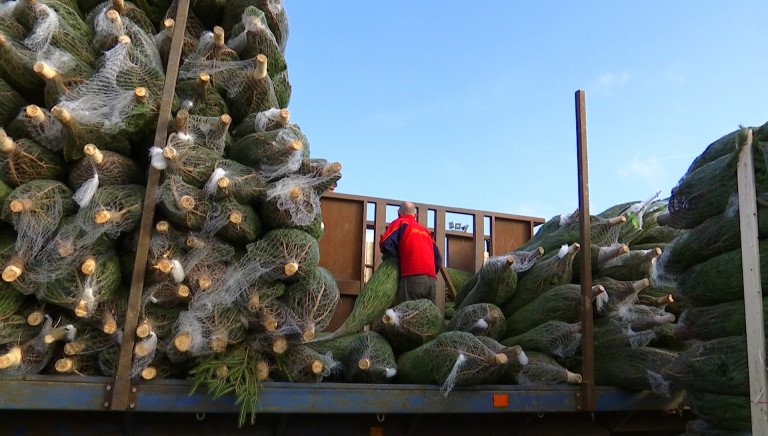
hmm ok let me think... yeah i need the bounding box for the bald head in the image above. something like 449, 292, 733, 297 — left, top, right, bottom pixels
398, 201, 416, 217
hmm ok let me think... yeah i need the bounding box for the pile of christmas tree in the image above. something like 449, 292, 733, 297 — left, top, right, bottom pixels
0, 0, 340, 425
654, 124, 768, 434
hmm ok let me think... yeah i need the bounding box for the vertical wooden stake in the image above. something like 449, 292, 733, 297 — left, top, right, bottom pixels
575, 89, 596, 412
110, 0, 191, 411
737, 128, 768, 435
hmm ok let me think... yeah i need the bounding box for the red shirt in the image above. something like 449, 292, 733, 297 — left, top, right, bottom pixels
379, 214, 441, 278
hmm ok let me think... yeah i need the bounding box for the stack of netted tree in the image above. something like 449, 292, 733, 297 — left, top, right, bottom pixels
0, 0, 342, 426
653, 123, 768, 434
443, 191, 687, 394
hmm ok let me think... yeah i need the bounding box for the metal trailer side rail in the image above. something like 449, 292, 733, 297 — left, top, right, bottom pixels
0, 376, 682, 414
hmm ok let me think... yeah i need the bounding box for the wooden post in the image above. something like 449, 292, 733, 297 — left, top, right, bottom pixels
736, 128, 768, 435
110, 0, 191, 411
474, 213, 485, 272
575, 90, 596, 412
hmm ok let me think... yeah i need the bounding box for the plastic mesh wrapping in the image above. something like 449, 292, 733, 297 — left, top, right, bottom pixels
226, 6, 285, 74
178, 52, 278, 123
375, 299, 443, 354
57, 21, 163, 130
228, 126, 305, 181
173, 305, 247, 357
515, 351, 582, 386
596, 247, 661, 281
75, 184, 144, 241
456, 255, 517, 310
6, 105, 65, 152
0, 78, 27, 126
25, 3, 95, 67
594, 345, 678, 392
446, 303, 506, 340
501, 320, 581, 359
613, 304, 676, 332
274, 344, 339, 383
660, 129, 766, 229
2, 179, 74, 260
174, 110, 232, 154
674, 239, 768, 306
662, 335, 747, 396
342, 331, 397, 383
673, 300, 755, 342
504, 284, 606, 338
0, 315, 60, 375
502, 243, 580, 316
157, 174, 211, 229
0, 129, 67, 186
683, 391, 751, 433
592, 277, 649, 315
396, 331, 508, 396
68, 146, 143, 191
283, 266, 339, 342
592, 318, 657, 353
174, 71, 229, 117
245, 228, 319, 282
655, 194, 760, 277
203, 160, 266, 204
231, 107, 290, 138
155, 133, 223, 186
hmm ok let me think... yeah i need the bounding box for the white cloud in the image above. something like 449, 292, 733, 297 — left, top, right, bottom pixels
593, 72, 630, 96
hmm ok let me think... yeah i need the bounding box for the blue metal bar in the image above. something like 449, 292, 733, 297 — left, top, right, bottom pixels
0, 377, 683, 414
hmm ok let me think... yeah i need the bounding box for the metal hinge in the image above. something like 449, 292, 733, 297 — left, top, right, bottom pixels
103, 383, 140, 410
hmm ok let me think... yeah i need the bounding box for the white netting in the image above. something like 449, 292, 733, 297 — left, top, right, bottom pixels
508, 247, 544, 273
180, 53, 269, 100
130, 331, 157, 379
649, 250, 676, 288
264, 175, 321, 227
440, 353, 466, 396
594, 288, 610, 313
596, 243, 629, 268
278, 346, 339, 382
647, 369, 672, 398
72, 172, 99, 206
148, 146, 166, 169
622, 190, 662, 231
28, 217, 92, 281
175, 112, 231, 154
615, 304, 676, 331
90, 6, 161, 70
264, 0, 290, 52
203, 167, 227, 196
75, 184, 144, 242
172, 310, 212, 357
226, 8, 274, 54
516, 352, 581, 386
0, 2, 16, 17
57, 18, 162, 128
284, 267, 339, 340
11, 106, 64, 151
240, 108, 288, 135
7, 181, 70, 261
160, 134, 223, 187
0, 315, 53, 375
23, 5, 81, 75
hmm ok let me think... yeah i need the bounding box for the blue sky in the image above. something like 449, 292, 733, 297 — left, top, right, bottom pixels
282, 1, 768, 223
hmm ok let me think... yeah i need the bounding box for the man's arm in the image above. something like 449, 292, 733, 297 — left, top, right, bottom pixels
432, 242, 443, 275
380, 221, 407, 256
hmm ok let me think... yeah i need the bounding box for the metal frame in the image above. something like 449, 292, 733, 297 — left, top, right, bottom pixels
0, 376, 682, 414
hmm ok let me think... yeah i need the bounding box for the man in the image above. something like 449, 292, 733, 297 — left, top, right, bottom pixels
379, 201, 442, 304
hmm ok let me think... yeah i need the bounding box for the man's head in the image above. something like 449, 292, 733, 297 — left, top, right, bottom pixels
398, 201, 417, 217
